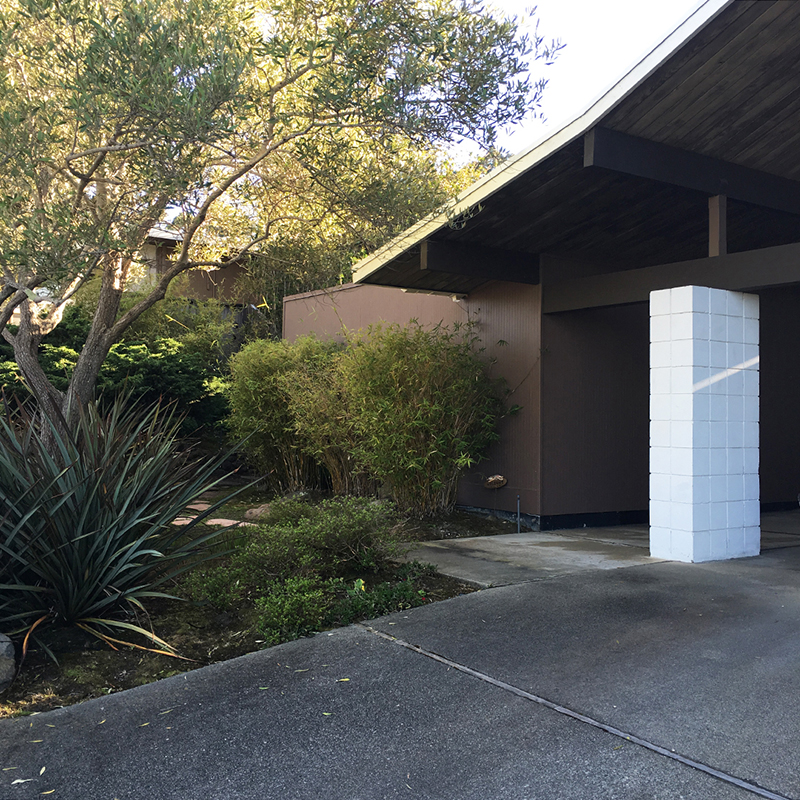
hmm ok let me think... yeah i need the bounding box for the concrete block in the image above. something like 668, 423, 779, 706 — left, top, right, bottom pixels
727, 499, 744, 526
743, 317, 759, 345
649, 500, 671, 529
650, 447, 671, 474
650, 420, 670, 448
692, 447, 710, 477
649, 472, 671, 501
650, 288, 671, 316
651, 367, 671, 394
727, 447, 744, 475
693, 533, 712, 562
727, 291, 745, 316
709, 288, 728, 315
744, 500, 761, 527
650, 395, 671, 422
709, 449, 727, 476
650, 314, 671, 342
727, 314, 744, 344
671, 339, 694, 367
710, 314, 727, 342
709, 529, 728, 559
671, 394, 693, 421
709, 394, 727, 422
650, 341, 671, 368
670, 420, 693, 449
744, 447, 759, 473
742, 292, 759, 319
709, 340, 728, 369
744, 526, 761, 554
649, 527, 672, 559
709, 475, 728, 503
670, 285, 695, 312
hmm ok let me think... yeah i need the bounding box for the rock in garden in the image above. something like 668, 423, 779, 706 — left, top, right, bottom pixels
244, 503, 271, 521
0, 634, 15, 692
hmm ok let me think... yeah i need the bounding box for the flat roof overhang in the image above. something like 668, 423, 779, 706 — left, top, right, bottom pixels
354, 0, 800, 295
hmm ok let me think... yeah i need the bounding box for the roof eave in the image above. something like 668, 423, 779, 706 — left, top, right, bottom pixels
353, 0, 734, 286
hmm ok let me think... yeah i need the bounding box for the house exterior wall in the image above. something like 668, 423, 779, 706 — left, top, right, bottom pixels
455, 282, 542, 516
282, 283, 465, 342
282, 281, 543, 517
539, 303, 650, 520
759, 286, 800, 505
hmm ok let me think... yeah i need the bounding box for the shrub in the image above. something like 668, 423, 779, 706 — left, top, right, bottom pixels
254, 577, 334, 645
183, 496, 401, 609
0, 395, 245, 654
328, 577, 425, 626
337, 322, 503, 515
226, 336, 339, 491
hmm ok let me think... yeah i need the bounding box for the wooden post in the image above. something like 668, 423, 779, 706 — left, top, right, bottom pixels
709, 194, 727, 257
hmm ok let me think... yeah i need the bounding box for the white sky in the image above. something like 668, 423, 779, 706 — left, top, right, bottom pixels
486, 0, 709, 154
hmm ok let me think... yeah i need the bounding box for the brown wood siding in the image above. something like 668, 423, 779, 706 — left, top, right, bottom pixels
456, 282, 542, 516
758, 287, 800, 504
540, 304, 650, 516
282, 283, 466, 341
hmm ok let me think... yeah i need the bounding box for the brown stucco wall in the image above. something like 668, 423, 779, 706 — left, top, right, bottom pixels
540, 303, 650, 517
282, 281, 544, 516
455, 282, 542, 516
282, 283, 466, 342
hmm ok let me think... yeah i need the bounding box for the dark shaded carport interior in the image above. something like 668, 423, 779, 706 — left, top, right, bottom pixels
355, 1, 800, 523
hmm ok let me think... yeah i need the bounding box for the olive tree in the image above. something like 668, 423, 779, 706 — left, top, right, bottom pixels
0, 0, 558, 426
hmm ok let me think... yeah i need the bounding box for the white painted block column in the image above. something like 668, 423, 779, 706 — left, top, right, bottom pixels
649, 286, 759, 562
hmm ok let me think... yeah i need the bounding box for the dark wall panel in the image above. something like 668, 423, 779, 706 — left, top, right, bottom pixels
540, 303, 650, 516
758, 287, 800, 504
457, 283, 542, 516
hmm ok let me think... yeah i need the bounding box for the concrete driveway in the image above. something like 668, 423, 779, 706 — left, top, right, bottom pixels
1, 530, 799, 799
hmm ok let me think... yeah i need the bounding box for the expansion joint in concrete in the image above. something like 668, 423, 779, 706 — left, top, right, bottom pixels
359, 624, 793, 800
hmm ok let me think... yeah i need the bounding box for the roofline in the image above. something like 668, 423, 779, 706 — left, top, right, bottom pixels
353, 0, 734, 284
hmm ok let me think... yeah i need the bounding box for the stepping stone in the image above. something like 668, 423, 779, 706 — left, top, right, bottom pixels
186, 502, 211, 512
171, 517, 196, 526
206, 518, 255, 527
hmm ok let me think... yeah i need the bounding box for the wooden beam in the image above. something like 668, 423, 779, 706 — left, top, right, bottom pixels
584, 126, 800, 216
543, 241, 800, 314
420, 240, 539, 285
708, 194, 727, 257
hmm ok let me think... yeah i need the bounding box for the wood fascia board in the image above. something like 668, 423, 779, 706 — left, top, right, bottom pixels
421, 240, 539, 285
584, 126, 800, 215
543, 241, 800, 313
352, 0, 733, 286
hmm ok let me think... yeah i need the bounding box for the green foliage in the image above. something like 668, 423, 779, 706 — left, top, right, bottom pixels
184, 497, 435, 645
227, 322, 504, 514
328, 576, 426, 627
0, 0, 557, 414
338, 323, 503, 514
226, 336, 340, 491
182, 496, 400, 609
0, 395, 245, 651
254, 577, 334, 645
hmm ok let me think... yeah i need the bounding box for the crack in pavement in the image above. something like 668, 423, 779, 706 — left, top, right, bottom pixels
360, 624, 795, 800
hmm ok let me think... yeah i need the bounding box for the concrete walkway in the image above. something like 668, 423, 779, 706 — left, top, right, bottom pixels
2, 520, 800, 799
405, 509, 800, 587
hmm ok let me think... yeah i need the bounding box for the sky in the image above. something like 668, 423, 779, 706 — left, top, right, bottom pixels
485, 0, 709, 155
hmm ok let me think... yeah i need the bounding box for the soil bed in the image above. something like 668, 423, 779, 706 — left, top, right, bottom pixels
1, 507, 509, 718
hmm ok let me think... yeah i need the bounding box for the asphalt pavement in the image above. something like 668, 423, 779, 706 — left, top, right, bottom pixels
1, 530, 799, 800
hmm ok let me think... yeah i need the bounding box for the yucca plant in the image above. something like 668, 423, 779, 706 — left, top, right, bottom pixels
0, 394, 247, 659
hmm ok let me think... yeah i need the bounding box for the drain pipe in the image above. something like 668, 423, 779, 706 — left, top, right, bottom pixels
517, 495, 521, 533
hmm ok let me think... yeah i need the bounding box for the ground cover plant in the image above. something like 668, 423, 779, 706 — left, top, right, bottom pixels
0, 493, 521, 717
